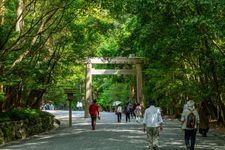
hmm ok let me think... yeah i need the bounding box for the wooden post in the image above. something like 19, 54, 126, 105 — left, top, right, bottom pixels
136, 64, 143, 104
85, 63, 92, 118
68, 100, 72, 127
64, 89, 74, 127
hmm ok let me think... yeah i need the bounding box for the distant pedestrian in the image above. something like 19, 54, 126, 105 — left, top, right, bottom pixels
134, 103, 142, 122
129, 103, 135, 119
89, 100, 100, 130
143, 101, 163, 150
76, 101, 83, 111
125, 102, 131, 122
181, 100, 199, 150
116, 104, 122, 122
50, 103, 54, 110
199, 102, 209, 137
132, 102, 137, 118
44, 103, 50, 110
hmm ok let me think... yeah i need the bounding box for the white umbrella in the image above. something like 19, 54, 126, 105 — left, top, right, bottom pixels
112, 101, 121, 106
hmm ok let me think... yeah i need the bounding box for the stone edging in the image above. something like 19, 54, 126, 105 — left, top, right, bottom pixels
0, 116, 54, 144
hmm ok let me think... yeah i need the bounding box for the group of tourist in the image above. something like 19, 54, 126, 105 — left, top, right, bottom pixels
88, 99, 162, 150
115, 102, 143, 123
88, 100, 143, 131
41, 102, 55, 110
88, 99, 209, 150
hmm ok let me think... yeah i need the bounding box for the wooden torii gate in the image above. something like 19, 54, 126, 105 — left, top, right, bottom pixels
84, 57, 144, 117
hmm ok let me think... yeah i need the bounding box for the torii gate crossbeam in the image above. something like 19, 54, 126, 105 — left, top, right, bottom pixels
84, 57, 144, 118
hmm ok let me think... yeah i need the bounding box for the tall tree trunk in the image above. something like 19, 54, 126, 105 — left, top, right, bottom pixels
27, 89, 45, 109
16, 0, 24, 32
3, 86, 18, 111
0, 66, 3, 112
0, 0, 5, 25
0, 1, 5, 111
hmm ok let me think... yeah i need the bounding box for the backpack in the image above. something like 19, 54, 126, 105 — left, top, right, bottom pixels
186, 112, 196, 128
126, 105, 130, 113
134, 106, 141, 116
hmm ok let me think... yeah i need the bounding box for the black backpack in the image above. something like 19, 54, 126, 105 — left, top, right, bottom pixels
186, 112, 196, 128
126, 105, 130, 113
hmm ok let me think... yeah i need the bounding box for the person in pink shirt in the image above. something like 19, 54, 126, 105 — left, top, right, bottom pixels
89, 100, 100, 130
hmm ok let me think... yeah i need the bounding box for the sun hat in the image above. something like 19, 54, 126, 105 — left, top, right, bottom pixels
187, 100, 195, 107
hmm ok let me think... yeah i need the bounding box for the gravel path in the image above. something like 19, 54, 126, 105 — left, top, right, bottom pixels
0, 111, 225, 150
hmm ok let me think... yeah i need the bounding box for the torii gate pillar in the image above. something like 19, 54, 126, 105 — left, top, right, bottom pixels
84, 62, 92, 118
84, 57, 144, 118
136, 64, 143, 105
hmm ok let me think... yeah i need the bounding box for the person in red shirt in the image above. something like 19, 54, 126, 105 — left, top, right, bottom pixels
89, 100, 100, 130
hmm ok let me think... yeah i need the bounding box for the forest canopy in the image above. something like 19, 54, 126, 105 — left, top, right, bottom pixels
1, 0, 225, 124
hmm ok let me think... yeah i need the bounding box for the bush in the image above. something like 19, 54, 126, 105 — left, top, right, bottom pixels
0, 113, 10, 122
0, 91, 5, 102
0, 108, 54, 122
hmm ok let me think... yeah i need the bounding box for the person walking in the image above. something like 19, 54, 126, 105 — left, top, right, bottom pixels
181, 100, 199, 150
134, 103, 142, 122
116, 104, 122, 122
89, 100, 100, 130
199, 102, 209, 137
125, 102, 131, 122
143, 101, 163, 150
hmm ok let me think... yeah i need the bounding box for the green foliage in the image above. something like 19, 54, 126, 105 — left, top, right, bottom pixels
95, 77, 131, 109
0, 113, 11, 122
1, 0, 225, 123
96, 0, 225, 121
6, 108, 52, 120
0, 91, 5, 102
97, 95, 109, 110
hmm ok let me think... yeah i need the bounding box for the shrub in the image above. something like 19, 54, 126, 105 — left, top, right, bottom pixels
0, 108, 54, 122
0, 113, 10, 122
